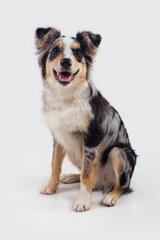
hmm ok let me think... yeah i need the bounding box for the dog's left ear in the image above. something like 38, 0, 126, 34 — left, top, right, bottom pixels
76, 31, 102, 58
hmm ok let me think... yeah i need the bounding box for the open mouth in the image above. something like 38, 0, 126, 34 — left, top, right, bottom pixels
53, 69, 79, 85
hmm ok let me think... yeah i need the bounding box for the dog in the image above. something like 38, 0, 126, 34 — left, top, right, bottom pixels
35, 27, 137, 212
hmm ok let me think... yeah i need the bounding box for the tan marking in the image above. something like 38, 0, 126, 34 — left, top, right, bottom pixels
76, 114, 89, 132
81, 167, 94, 194
108, 147, 123, 187
109, 188, 124, 204
71, 56, 87, 84
50, 53, 63, 70
103, 187, 124, 206
55, 40, 63, 48
103, 147, 124, 205
72, 54, 80, 70
71, 42, 80, 49
45, 53, 63, 80
47, 140, 65, 191
82, 114, 89, 131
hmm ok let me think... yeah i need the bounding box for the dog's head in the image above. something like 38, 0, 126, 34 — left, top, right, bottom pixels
35, 27, 101, 87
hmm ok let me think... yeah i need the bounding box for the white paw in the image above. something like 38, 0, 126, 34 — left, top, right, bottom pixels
74, 198, 91, 212
103, 194, 116, 207
60, 174, 71, 184
40, 184, 57, 195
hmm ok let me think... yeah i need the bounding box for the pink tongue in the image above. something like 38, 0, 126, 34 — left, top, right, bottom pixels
59, 72, 71, 81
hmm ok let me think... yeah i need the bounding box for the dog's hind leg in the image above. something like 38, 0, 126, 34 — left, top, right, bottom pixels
102, 145, 136, 206
60, 174, 80, 184
103, 147, 125, 206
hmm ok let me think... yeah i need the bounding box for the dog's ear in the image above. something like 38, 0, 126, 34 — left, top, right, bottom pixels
35, 27, 61, 54
76, 31, 102, 58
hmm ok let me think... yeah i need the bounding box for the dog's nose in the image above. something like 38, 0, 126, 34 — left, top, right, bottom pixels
60, 58, 72, 69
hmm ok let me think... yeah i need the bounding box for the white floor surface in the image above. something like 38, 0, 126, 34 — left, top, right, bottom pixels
0, 149, 159, 240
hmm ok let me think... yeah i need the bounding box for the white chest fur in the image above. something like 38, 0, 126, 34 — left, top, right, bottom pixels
42, 83, 93, 167
44, 106, 83, 153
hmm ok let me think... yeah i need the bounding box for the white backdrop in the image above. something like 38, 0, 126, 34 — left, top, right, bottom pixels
0, 0, 160, 239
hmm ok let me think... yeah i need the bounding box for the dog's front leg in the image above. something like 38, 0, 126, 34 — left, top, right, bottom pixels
74, 146, 97, 212
40, 140, 65, 195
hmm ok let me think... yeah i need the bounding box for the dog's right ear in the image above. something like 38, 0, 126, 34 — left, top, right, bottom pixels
35, 27, 61, 54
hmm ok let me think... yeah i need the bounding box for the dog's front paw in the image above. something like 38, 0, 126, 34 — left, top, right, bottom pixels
74, 198, 91, 212
40, 183, 57, 195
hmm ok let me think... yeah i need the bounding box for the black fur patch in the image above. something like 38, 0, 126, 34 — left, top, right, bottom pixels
89, 91, 109, 125
49, 46, 63, 61
36, 27, 51, 39
85, 147, 97, 160
85, 151, 96, 160
71, 36, 78, 41
54, 31, 61, 41
76, 31, 101, 48
76, 33, 84, 45
76, 35, 92, 66
87, 32, 102, 47
101, 147, 112, 166
101, 143, 137, 178
76, 32, 96, 79
75, 31, 101, 79
75, 41, 90, 65
120, 172, 127, 187
83, 158, 92, 178
72, 48, 84, 63
84, 119, 104, 148
124, 147, 137, 178
88, 83, 93, 97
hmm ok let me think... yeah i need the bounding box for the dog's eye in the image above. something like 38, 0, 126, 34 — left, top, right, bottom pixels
75, 49, 81, 56
72, 48, 83, 62
52, 47, 59, 53
49, 47, 60, 60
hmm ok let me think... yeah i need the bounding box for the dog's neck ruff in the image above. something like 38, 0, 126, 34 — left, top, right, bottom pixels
43, 76, 97, 112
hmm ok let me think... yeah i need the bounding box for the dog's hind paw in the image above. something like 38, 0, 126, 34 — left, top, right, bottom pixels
103, 194, 116, 206
74, 198, 91, 212
103, 188, 124, 207
60, 174, 72, 184
60, 174, 80, 184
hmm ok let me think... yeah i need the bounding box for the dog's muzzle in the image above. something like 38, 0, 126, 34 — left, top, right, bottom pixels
53, 69, 79, 86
